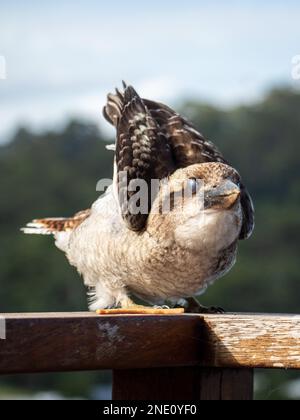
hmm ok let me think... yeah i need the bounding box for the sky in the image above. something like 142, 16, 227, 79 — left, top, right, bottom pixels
0, 0, 300, 142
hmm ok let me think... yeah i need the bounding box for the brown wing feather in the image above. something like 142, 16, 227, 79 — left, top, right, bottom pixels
239, 187, 255, 240
104, 84, 254, 238
143, 99, 226, 165
106, 85, 175, 231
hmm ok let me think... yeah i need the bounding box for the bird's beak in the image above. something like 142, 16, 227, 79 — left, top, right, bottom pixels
204, 180, 241, 210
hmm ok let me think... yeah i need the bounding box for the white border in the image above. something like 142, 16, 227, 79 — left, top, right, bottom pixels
0, 316, 6, 340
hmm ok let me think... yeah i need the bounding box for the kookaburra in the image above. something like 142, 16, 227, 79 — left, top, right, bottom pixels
22, 83, 254, 314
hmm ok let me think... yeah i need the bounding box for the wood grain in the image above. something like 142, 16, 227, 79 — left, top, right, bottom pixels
113, 367, 253, 400
0, 313, 201, 374
0, 313, 300, 373
200, 313, 300, 369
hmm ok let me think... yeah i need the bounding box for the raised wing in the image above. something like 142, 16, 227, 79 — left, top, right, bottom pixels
143, 99, 226, 166
104, 85, 175, 231
103, 84, 254, 238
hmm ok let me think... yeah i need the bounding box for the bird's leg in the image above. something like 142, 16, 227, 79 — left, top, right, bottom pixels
178, 297, 225, 314
97, 297, 184, 315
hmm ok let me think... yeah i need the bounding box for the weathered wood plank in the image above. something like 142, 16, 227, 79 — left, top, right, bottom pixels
113, 367, 254, 400
0, 313, 300, 373
0, 313, 202, 374
200, 314, 300, 369
197, 368, 253, 400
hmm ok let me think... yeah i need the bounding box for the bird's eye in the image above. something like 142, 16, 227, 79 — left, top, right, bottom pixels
187, 178, 198, 194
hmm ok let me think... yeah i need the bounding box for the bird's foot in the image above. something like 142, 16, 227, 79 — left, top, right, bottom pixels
193, 305, 225, 314
180, 297, 225, 314
96, 299, 184, 315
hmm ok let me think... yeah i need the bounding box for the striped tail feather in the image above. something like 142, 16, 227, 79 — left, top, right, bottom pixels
22, 218, 73, 235
21, 209, 91, 235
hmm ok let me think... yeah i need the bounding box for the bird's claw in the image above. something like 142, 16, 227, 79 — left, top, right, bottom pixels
154, 305, 170, 310
182, 297, 225, 314
198, 305, 225, 314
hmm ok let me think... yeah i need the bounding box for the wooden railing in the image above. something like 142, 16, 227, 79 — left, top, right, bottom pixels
1, 312, 300, 400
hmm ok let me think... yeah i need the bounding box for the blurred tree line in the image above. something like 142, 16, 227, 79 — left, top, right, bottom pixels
0, 88, 299, 399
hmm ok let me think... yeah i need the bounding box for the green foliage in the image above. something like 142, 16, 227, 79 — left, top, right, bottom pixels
0, 89, 300, 399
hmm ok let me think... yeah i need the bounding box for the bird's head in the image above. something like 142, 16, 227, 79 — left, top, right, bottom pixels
190, 162, 241, 211
148, 162, 243, 250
